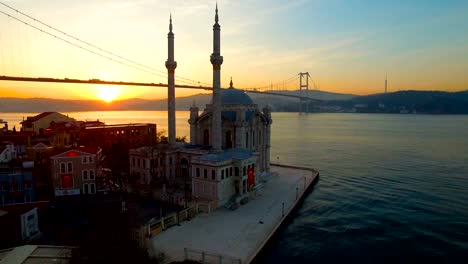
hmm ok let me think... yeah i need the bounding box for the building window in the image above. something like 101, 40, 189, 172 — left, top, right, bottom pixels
211, 170, 215, 180
196, 168, 200, 177
84, 183, 96, 194
132, 157, 135, 166
143, 159, 146, 169
90, 170, 95, 180
253, 130, 255, 147
169, 157, 173, 165
88, 156, 93, 163
24, 180, 32, 189
235, 167, 239, 176
203, 129, 210, 145
82, 157, 87, 164
82, 170, 88, 180
67, 162, 73, 173
243, 166, 246, 176
60, 163, 66, 174
137, 159, 140, 167
204, 169, 207, 179
230, 167, 232, 177
246, 132, 249, 148
225, 130, 233, 148
221, 170, 224, 180
54, 159, 58, 165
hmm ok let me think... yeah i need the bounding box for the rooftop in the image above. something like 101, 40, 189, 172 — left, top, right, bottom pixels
85, 123, 155, 130
198, 148, 253, 163
20, 112, 56, 124
207, 88, 254, 106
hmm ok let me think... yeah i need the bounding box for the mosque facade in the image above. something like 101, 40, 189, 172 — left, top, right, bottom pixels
129, 6, 272, 208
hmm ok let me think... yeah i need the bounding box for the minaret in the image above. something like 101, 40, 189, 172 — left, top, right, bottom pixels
210, 4, 223, 151
189, 101, 199, 145
165, 14, 177, 146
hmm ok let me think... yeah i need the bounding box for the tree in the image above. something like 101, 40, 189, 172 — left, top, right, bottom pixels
71, 206, 156, 264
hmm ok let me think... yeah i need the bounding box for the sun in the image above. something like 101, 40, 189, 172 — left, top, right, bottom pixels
97, 86, 119, 102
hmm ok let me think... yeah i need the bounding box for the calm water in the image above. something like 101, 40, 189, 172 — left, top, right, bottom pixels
2, 111, 468, 260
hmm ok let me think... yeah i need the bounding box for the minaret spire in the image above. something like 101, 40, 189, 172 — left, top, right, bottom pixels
215, 2, 219, 23
169, 13, 172, 32
166, 14, 177, 145
210, 3, 223, 151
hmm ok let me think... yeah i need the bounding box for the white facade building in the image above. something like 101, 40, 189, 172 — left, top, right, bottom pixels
129, 7, 272, 209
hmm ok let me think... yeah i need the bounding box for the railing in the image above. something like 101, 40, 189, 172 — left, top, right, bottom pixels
184, 247, 241, 264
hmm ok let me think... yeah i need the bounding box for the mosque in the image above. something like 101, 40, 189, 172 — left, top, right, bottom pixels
129, 6, 272, 208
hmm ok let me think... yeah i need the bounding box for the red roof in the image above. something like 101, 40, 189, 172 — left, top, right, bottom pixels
20, 112, 56, 124
50, 146, 101, 158
0, 132, 33, 145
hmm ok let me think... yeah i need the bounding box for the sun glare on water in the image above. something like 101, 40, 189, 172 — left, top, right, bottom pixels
98, 86, 119, 102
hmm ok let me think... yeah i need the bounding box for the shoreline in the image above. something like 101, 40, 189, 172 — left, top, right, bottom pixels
150, 164, 319, 264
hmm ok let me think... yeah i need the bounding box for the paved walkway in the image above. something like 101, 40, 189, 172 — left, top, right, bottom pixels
151, 165, 318, 264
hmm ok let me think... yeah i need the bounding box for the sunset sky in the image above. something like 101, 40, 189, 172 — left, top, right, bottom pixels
0, 0, 467, 101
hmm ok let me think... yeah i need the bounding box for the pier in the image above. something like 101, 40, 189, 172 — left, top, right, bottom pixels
150, 164, 319, 264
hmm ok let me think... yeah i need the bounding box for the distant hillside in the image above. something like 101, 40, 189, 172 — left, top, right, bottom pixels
0, 89, 355, 112
323, 90, 468, 114
1, 90, 466, 114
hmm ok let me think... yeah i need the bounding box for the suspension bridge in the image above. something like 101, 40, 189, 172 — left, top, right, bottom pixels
0, 2, 321, 113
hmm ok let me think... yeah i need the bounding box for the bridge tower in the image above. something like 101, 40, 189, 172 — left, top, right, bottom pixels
299, 72, 311, 114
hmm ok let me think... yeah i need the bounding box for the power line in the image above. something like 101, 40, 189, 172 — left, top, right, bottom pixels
0, 9, 170, 80
0, 1, 209, 86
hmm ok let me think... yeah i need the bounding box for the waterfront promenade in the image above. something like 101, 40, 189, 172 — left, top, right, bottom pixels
151, 165, 319, 264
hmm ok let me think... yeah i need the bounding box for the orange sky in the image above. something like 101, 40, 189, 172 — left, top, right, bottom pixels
0, 0, 467, 101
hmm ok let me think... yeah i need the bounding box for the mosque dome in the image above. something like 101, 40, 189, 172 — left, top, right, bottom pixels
220, 88, 254, 105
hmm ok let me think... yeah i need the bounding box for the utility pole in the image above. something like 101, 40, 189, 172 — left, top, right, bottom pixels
299, 72, 311, 114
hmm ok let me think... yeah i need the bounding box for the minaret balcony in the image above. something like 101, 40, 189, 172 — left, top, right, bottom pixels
210, 54, 223, 65
165, 61, 177, 70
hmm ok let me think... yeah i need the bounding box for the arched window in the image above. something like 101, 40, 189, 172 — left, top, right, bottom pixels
225, 130, 233, 149
203, 129, 210, 146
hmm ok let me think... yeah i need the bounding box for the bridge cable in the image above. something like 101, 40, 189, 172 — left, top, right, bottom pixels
252, 74, 298, 91
0, 2, 209, 86
0, 10, 170, 79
